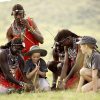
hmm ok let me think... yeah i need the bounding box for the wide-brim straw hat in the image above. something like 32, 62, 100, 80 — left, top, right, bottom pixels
24, 45, 47, 57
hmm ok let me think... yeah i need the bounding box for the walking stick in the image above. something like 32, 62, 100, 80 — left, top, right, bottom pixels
33, 61, 40, 92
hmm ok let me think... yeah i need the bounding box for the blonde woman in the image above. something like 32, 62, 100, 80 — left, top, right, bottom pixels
76, 36, 100, 92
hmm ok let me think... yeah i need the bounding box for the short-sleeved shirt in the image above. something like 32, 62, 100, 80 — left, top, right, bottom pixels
84, 50, 100, 77
24, 58, 48, 78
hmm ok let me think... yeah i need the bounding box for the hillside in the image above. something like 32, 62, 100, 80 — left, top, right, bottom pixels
0, 0, 100, 60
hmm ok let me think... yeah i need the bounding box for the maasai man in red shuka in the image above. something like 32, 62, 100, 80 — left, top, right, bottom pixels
0, 37, 27, 93
6, 4, 44, 61
47, 29, 84, 90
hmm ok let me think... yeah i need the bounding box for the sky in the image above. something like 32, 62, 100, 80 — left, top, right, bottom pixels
0, 0, 11, 2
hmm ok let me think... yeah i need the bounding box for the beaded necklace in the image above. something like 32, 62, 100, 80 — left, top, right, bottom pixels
68, 38, 77, 60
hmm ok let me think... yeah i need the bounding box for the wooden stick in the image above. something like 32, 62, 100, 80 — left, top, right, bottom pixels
33, 61, 40, 92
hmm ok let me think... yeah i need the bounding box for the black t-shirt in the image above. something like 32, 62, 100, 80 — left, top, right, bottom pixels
24, 58, 48, 78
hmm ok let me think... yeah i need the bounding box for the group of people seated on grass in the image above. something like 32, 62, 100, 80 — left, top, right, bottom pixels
0, 4, 100, 94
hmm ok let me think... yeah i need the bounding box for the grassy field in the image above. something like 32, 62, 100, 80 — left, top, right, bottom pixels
0, 90, 100, 100
0, 0, 100, 99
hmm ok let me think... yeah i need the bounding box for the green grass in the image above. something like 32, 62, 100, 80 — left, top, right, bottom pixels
0, 0, 100, 99
0, 90, 100, 100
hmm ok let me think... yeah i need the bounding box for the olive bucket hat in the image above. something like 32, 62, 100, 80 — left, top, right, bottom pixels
25, 45, 47, 57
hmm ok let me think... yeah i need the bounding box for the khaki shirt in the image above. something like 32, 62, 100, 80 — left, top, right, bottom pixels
84, 50, 100, 77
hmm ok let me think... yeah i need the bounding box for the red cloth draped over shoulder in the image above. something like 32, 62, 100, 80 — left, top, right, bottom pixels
0, 72, 22, 89
64, 44, 79, 89
65, 74, 78, 89
22, 17, 39, 60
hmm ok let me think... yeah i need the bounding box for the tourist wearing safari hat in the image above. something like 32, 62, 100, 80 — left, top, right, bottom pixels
76, 36, 100, 92
24, 45, 50, 92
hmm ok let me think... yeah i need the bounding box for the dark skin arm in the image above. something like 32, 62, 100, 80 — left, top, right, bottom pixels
0, 51, 20, 85
52, 47, 59, 61
20, 18, 44, 44
17, 54, 29, 82
6, 18, 44, 44
64, 46, 84, 83
17, 54, 25, 72
6, 27, 14, 41
59, 45, 84, 81
60, 46, 69, 80
0, 41, 11, 49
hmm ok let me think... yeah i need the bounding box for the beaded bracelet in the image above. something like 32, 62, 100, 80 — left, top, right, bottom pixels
28, 27, 36, 34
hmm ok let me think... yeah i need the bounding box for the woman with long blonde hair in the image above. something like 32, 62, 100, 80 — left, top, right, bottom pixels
76, 36, 100, 92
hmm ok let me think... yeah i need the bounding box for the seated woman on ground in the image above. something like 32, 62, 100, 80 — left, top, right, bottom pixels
76, 36, 100, 92
24, 45, 51, 92
47, 29, 84, 90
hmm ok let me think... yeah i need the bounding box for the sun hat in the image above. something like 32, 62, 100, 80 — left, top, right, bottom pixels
25, 45, 47, 57
76, 36, 98, 48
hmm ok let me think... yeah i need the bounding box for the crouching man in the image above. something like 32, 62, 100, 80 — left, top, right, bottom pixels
0, 37, 27, 94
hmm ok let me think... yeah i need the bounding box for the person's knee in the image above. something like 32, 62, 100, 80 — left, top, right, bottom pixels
81, 85, 89, 92
0, 85, 8, 94
39, 85, 51, 92
80, 68, 91, 77
47, 61, 54, 68
47, 61, 58, 72
80, 68, 86, 76
82, 81, 93, 92
43, 86, 51, 91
